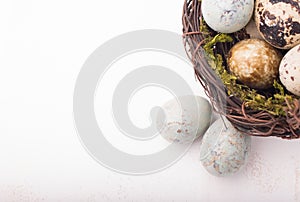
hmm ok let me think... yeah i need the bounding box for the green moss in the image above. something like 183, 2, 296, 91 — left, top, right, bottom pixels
199, 19, 295, 116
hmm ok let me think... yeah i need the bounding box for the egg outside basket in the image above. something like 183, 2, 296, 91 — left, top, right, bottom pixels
182, 0, 300, 139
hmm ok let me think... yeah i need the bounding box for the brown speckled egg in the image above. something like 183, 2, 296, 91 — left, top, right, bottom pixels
254, 0, 300, 49
228, 39, 282, 89
279, 44, 300, 96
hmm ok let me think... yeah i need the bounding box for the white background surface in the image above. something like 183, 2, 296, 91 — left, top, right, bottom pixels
1, 0, 300, 201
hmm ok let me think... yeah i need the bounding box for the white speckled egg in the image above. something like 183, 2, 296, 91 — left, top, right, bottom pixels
201, 0, 254, 33
200, 117, 251, 176
255, 0, 300, 49
156, 96, 212, 144
279, 44, 300, 96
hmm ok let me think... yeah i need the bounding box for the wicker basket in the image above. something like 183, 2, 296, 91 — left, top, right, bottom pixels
182, 0, 300, 139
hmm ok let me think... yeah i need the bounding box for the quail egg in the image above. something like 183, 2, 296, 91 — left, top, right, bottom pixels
279, 44, 300, 96
255, 0, 300, 49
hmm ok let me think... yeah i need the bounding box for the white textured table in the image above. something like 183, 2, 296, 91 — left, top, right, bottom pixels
0, 0, 299, 201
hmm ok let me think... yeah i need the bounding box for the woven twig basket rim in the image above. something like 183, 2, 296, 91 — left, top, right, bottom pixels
182, 0, 300, 139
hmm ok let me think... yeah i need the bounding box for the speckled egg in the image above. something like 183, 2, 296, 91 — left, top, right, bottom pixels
201, 0, 254, 33
255, 0, 300, 49
156, 96, 212, 144
200, 117, 251, 177
279, 44, 300, 96
228, 38, 282, 89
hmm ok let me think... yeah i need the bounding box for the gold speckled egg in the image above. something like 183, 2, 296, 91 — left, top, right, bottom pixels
228, 39, 282, 89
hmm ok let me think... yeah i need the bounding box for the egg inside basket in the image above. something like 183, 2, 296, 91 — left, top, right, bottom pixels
182, 0, 300, 139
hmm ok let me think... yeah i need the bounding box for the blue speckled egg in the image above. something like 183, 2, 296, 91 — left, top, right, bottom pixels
201, 0, 254, 33
200, 116, 251, 176
156, 96, 212, 144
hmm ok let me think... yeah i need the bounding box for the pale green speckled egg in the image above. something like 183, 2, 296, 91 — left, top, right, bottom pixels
200, 117, 251, 176
156, 96, 212, 144
201, 0, 254, 33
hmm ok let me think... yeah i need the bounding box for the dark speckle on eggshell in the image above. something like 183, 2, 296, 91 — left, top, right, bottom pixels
259, 14, 287, 47
269, 0, 300, 12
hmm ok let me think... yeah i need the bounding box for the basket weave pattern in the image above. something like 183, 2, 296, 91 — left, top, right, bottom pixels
182, 0, 300, 139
